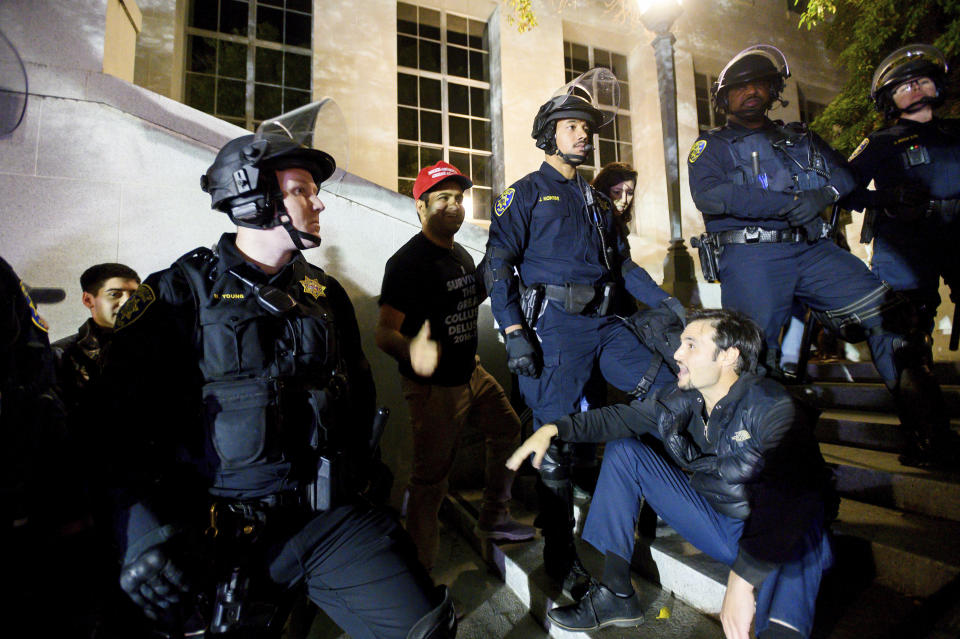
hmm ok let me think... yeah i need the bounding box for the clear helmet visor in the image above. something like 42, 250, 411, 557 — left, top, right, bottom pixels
0, 28, 28, 136
716, 44, 790, 90
255, 97, 349, 182
871, 44, 948, 97
551, 67, 620, 128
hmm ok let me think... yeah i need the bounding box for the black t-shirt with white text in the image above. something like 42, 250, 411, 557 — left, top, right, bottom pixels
379, 233, 480, 386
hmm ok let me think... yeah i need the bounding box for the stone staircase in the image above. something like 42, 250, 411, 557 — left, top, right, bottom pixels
442, 359, 960, 639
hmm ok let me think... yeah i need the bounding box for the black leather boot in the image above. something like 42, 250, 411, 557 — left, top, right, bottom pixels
547, 581, 645, 631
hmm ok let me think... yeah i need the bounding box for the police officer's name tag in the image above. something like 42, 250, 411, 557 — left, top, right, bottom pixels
115, 284, 156, 330
688, 140, 707, 164
494, 188, 515, 216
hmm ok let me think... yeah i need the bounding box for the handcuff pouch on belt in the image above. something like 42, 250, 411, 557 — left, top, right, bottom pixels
691, 233, 721, 283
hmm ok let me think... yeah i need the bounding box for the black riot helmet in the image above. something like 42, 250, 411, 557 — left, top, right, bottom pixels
531, 68, 619, 165
712, 44, 790, 115
201, 99, 346, 249
871, 44, 948, 119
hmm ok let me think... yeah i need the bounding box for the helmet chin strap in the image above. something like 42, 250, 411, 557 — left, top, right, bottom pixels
275, 202, 321, 251
899, 95, 939, 115
555, 141, 594, 167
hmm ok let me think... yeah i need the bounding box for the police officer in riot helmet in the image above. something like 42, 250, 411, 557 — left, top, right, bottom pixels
844, 43, 959, 468
486, 71, 681, 593
688, 44, 956, 469
101, 102, 456, 638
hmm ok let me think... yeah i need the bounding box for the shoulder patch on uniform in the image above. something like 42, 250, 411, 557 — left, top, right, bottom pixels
114, 284, 156, 330
848, 137, 870, 161
494, 188, 516, 217
688, 139, 707, 164
19, 280, 48, 333
300, 276, 326, 299
731, 429, 751, 443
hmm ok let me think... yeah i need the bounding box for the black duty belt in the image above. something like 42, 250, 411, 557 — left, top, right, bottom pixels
928, 199, 960, 218
542, 282, 614, 316
714, 226, 804, 245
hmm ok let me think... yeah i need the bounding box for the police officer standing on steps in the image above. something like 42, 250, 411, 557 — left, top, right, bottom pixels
687, 44, 956, 469
101, 102, 455, 638
485, 69, 683, 592
846, 44, 959, 380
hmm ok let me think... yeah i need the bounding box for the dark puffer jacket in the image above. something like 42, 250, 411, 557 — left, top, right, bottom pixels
555, 373, 832, 584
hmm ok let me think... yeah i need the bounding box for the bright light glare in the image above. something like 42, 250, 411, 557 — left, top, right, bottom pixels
636, 0, 682, 12
463, 192, 473, 219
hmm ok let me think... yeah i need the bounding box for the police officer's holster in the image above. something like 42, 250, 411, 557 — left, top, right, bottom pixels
202, 498, 299, 637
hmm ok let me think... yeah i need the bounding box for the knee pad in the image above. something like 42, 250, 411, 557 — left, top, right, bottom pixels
539, 440, 574, 488
406, 585, 457, 639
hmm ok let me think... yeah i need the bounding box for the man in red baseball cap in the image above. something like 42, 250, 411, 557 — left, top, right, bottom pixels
377, 161, 534, 572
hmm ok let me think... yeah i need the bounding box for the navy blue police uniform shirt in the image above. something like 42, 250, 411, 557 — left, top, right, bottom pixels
487, 161, 667, 330
688, 120, 856, 233
847, 117, 960, 206
379, 233, 480, 386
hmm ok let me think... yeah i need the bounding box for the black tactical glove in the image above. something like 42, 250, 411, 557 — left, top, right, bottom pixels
781, 186, 836, 226
780, 186, 837, 239
119, 543, 192, 621
876, 183, 929, 221
505, 329, 541, 378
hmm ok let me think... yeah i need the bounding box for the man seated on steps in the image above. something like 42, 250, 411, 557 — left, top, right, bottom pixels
507, 308, 836, 639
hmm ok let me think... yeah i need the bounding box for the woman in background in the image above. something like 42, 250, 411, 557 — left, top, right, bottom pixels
592, 162, 637, 244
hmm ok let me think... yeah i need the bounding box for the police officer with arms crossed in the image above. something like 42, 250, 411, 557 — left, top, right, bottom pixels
845, 44, 959, 466
508, 309, 834, 639
376, 160, 533, 574
101, 103, 455, 638
687, 44, 954, 469
485, 69, 682, 590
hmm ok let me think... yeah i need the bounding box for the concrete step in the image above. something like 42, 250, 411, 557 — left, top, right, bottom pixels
805, 361, 960, 384
794, 381, 960, 414
821, 442, 960, 522
816, 410, 906, 452
831, 499, 960, 598
442, 491, 724, 639
442, 488, 958, 638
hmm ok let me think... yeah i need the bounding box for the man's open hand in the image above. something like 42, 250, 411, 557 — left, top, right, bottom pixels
505, 424, 558, 470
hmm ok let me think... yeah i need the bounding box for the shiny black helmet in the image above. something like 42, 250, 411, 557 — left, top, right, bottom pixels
871, 44, 948, 119
201, 132, 334, 229
531, 68, 618, 163
712, 44, 790, 114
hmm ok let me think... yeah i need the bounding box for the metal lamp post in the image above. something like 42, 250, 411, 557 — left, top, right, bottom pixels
638, 0, 698, 305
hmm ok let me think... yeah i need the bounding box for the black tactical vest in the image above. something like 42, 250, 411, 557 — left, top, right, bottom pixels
174, 249, 344, 499
715, 122, 831, 194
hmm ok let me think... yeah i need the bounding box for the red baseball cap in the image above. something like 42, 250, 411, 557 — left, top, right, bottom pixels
412, 161, 473, 200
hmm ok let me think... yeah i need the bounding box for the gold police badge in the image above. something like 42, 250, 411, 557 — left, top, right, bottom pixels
300, 276, 326, 299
